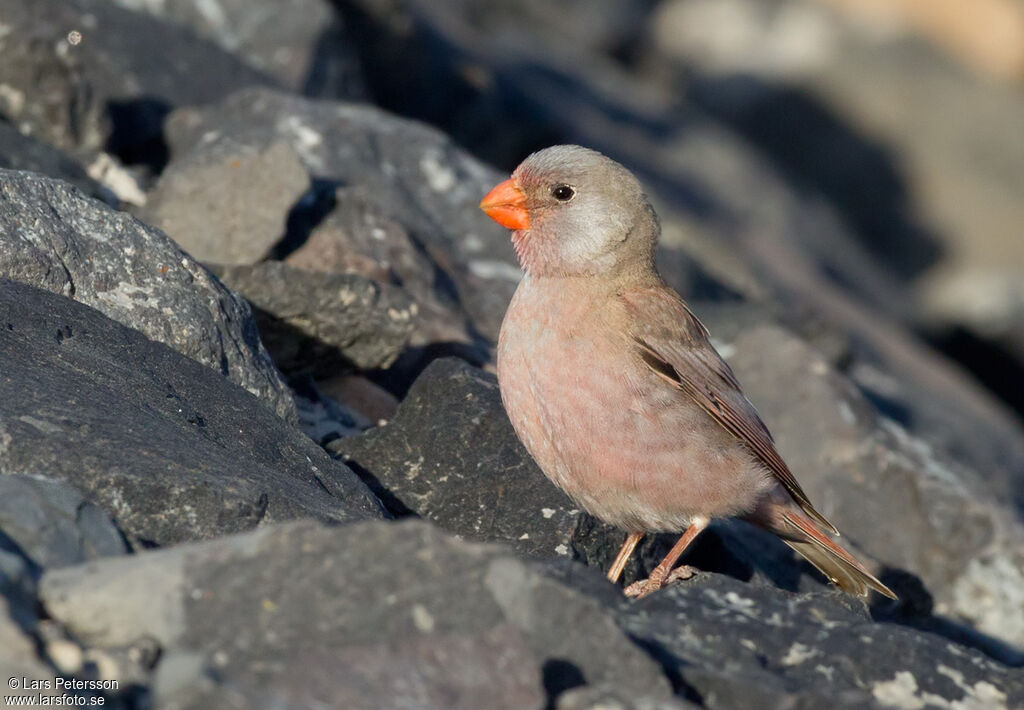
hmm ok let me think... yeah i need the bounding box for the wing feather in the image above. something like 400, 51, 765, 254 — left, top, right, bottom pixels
622, 288, 838, 534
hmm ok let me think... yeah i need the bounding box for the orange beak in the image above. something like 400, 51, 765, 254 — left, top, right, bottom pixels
479, 178, 529, 230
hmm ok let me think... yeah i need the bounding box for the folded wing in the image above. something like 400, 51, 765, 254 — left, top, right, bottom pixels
620, 286, 838, 534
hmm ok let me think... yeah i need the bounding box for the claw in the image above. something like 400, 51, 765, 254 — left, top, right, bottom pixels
624, 565, 697, 599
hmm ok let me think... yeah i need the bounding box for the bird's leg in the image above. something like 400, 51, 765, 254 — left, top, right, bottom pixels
607, 532, 644, 584
624, 517, 709, 599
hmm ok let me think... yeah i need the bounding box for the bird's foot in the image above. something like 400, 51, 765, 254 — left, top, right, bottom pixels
623, 565, 697, 599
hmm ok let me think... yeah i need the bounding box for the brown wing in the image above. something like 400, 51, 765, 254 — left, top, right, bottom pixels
620, 287, 838, 534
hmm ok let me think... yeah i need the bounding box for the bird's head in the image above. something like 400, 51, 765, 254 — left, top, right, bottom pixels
480, 145, 658, 277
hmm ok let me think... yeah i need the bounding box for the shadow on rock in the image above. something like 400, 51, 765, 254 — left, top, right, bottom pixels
105, 96, 173, 173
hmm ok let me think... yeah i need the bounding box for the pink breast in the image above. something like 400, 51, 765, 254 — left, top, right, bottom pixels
497, 282, 771, 531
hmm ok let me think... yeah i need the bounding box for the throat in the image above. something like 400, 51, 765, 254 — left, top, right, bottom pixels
512, 230, 619, 278
511, 203, 660, 279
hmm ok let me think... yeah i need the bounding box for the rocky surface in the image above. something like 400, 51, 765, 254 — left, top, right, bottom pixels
2, 2, 1023, 708
39, 520, 673, 709
22, 517, 1024, 709
282, 184, 487, 357
0, 169, 298, 422
210, 262, 416, 373
0, 598, 63, 704
158, 87, 518, 346
0, 279, 383, 545
143, 141, 310, 265
107, 0, 364, 96
611, 573, 1024, 709
0, 473, 130, 702
0, 0, 274, 165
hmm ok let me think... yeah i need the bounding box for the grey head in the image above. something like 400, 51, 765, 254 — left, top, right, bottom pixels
508, 145, 659, 278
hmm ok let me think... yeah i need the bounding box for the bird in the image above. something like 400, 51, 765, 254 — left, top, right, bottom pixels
480, 145, 896, 600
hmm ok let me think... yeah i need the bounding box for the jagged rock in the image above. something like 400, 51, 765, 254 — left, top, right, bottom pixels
143, 141, 310, 265
210, 262, 416, 373
0, 536, 61, 701
283, 185, 482, 354
0, 0, 274, 163
107, 0, 364, 96
0, 280, 383, 546
160, 88, 519, 345
612, 574, 1024, 710
39, 519, 673, 709
0, 169, 297, 422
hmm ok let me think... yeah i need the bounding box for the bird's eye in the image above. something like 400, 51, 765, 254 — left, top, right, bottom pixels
551, 184, 575, 202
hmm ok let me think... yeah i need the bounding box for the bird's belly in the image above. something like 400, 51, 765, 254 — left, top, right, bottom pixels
498, 317, 770, 532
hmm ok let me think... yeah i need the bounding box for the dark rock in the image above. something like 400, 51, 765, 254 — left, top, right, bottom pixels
40, 519, 673, 708
0, 547, 37, 632
0, 169, 298, 422
614, 574, 1024, 709
0, 475, 129, 571
0, 120, 105, 198
330, 358, 627, 568
209, 261, 416, 373
162, 88, 519, 344
0, 279, 383, 546
284, 185, 482, 354
143, 141, 310, 265
0, 0, 274, 163
151, 630, 545, 710
106, 0, 364, 97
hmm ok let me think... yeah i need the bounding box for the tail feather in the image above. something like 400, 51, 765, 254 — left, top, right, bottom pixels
779, 512, 897, 600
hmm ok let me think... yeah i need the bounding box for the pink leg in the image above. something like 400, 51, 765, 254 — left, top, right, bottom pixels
607, 532, 644, 583
624, 517, 709, 599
